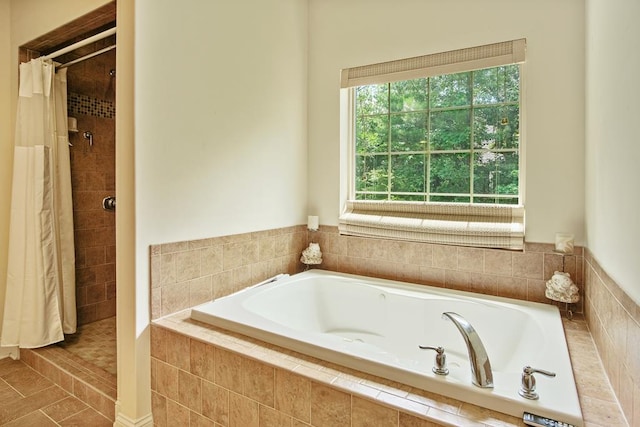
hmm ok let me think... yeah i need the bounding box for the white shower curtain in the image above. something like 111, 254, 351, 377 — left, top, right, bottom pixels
1, 58, 76, 349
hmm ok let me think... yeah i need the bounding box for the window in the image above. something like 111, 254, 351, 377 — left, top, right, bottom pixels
354, 65, 520, 204
339, 40, 526, 250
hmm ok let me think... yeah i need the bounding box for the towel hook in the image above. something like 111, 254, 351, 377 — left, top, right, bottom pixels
83, 131, 93, 147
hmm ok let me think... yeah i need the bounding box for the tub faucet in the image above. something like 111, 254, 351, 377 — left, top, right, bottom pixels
441, 312, 494, 388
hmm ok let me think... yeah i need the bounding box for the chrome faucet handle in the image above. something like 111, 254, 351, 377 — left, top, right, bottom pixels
418, 345, 449, 375
518, 365, 556, 400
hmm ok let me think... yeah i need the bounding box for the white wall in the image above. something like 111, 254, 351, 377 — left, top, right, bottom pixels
308, 0, 585, 245
135, 0, 309, 324
585, 0, 640, 305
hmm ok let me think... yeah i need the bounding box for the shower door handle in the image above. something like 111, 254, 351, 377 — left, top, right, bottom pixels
103, 196, 116, 211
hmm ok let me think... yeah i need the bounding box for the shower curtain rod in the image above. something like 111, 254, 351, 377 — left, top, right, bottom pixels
57, 44, 116, 69
42, 27, 116, 61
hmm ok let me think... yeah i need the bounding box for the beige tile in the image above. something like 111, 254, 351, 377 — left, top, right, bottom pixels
176, 249, 201, 282
201, 380, 229, 426
150, 325, 168, 361
165, 330, 191, 371
352, 395, 398, 427
275, 369, 310, 422
310, 383, 351, 427
457, 247, 484, 273
259, 404, 293, 427
512, 252, 543, 279
494, 276, 527, 300
189, 411, 217, 427
242, 357, 275, 407
151, 392, 167, 427
458, 402, 522, 426
159, 253, 177, 285
1, 363, 54, 396
0, 385, 68, 425
42, 396, 88, 422
155, 361, 178, 401
166, 398, 190, 426
189, 276, 213, 307
444, 269, 471, 292
259, 236, 277, 261
399, 412, 441, 427
59, 406, 113, 427
483, 249, 512, 276
178, 370, 201, 412
419, 266, 445, 287
215, 348, 243, 394
433, 244, 457, 269
425, 407, 485, 427
201, 245, 223, 275
580, 395, 627, 426
3, 409, 59, 426
161, 282, 190, 317
527, 279, 548, 303
190, 339, 215, 382
229, 391, 259, 427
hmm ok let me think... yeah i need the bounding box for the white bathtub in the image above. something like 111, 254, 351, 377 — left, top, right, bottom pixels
191, 270, 583, 426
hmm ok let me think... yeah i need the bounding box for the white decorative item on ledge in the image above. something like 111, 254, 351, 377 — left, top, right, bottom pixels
301, 242, 322, 268
546, 271, 580, 304
548, 232, 579, 318
307, 215, 319, 231
554, 232, 574, 254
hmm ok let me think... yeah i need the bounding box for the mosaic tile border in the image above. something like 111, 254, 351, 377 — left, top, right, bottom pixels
68, 92, 115, 119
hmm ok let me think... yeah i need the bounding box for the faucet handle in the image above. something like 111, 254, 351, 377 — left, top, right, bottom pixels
418, 345, 449, 375
518, 365, 556, 400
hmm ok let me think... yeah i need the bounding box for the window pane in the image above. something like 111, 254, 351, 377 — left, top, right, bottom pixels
356, 193, 388, 201
356, 115, 389, 153
430, 153, 470, 194
430, 72, 471, 108
390, 79, 428, 112
392, 194, 426, 201
430, 109, 471, 150
391, 154, 425, 193
356, 84, 389, 115
473, 105, 519, 149
473, 65, 520, 104
355, 154, 389, 193
431, 195, 471, 203
475, 196, 519, 204
391, 112, 427, 151
473, 151, 519, 196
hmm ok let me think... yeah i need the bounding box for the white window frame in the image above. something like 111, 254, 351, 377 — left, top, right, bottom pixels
339, 39, 527, 250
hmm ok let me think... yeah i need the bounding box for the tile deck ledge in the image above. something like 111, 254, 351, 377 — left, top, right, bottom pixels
153, 310, 628, 426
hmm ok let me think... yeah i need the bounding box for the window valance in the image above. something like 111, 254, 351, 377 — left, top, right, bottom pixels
340, 38, 526, 88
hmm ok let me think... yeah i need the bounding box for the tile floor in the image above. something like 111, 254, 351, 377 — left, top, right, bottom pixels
57, 317, 117, 376
0, 358, 112, 426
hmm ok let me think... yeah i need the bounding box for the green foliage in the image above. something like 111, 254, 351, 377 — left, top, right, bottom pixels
354, 65, 520, 203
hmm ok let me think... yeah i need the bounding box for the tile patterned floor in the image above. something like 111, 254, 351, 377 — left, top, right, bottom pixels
0, 358, 112, 426
57, 317, 117, 376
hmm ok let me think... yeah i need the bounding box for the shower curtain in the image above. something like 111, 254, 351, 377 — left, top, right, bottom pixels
1, 58, 76, 349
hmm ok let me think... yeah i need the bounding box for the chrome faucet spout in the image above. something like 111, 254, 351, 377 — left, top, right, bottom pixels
442, 312, 493, 388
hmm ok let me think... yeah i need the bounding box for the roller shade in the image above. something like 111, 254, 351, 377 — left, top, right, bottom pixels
341, 39, 526, 88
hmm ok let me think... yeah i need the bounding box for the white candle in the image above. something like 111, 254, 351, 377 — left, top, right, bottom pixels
307, 215, 319, 231
555, 233, 574, 254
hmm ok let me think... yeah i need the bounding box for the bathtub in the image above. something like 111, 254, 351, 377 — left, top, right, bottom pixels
191, 270, 583, 426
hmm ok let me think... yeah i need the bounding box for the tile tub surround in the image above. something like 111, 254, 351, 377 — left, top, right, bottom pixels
314, 226, 584, 314
151, 310, 627, 427
585, 250, 640, 427
152, 225, 584, 322
150, 226, 309, 320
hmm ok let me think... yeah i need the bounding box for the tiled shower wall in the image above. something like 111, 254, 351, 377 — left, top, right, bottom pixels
585, 251, 640, 426
65, 44, 116, 325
